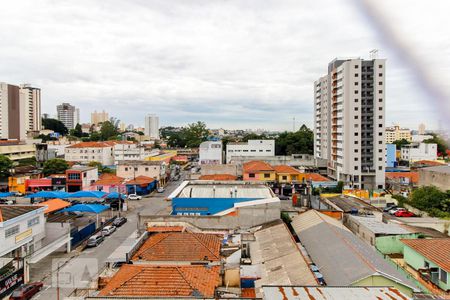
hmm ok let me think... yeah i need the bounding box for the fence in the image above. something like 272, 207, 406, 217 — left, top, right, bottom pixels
71, 222, 96, 248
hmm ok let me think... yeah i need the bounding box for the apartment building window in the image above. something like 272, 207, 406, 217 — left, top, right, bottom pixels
5, 225, 20, 238
354, 166, 358, 170
266, 150, 271, 152
379, 124, 383, 128
379, 166, 383, 170
379, 115, 383, 119
355, 73, 359, 77
354, 65, 359, 68
68, 173, 80, 180
379, 64, 383, 68
354, 116, 359, 119
378, 82, 383, 85
354, 124, 358, 128
28, 216, 40, 228
354, 157, 358, 161
379, 132, 383, 136
379, 107, 383, 111
379, 157, 383, 161
354, 141, 359, 144
354, 132, 359, 136
354, 90, 359, 94
378, 90, 382, 94
354, 107, 358, 111
354, 99, 358, 103
379, 98, 383, 102
379, 141, 382, 144
354, 149, 359, 153
354, 82, 359, 86
379, 149, 382, 153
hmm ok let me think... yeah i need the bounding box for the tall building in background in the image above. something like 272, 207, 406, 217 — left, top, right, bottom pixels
91, 110, 109, 125
0, 82, 41, 140
144, 114, 159, 139
314, 58, 386, 189
418, 123, 426, 135
57, 102, 79, 130
385, 125, 412, 144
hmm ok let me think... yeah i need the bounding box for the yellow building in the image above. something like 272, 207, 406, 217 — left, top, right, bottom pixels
8, 176, 29, 194
145, 151, 177, 164
243, 161, 276, 182
0, 142, 35, 161
273, 165, 301, 183
385, 125, 412, 144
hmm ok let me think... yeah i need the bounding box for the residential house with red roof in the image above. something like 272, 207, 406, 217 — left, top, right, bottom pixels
90, 173, 126, 193
243, 161, 276, 182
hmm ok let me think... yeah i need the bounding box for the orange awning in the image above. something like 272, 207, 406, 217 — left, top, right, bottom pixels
37, 198, 71, 214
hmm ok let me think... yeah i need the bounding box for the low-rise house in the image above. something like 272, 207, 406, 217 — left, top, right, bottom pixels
90, 173, 126, 193
273, 165, 301, 183
125, 175, 157, 195
401, 239, 450, 293
65, 141, 117, 166
418, 166, 450, 191
117, 160, 167, 185
243, 161, 276, 182
385, 172, 419, 193
291, 210, 419, 296
65, 166, 98, 192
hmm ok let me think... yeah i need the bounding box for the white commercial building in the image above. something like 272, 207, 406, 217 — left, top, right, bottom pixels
0, 83, 41, 140
199, 141, 222, 165
57, 102, 79, 130
226, 140, 275, 164
144, 114, 159, 140
116, 160, 167, 181
401, 143, 437, 162
65, 141, 116, 166
314, 58, 386, 189
113, 143, 159, 163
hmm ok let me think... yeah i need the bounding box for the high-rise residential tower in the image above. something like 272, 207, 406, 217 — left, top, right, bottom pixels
0, 82, 41, 140
144, 114, 159, 139
91, 110, 109, 125
314, 58, 386, 189
57, 102, 79, 130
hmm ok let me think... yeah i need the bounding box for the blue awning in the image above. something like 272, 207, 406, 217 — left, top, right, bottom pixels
0, 192, 15, 197
25, 191, 70, 199
105, 192, 126, 200
59, 204, 109, 214
69, 191, 107, 198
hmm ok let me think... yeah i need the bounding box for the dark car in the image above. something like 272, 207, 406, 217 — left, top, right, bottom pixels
113, 217, 127, 227
383, 205, 397, 213
10, 282, 43, 300
86, 234, 104, 247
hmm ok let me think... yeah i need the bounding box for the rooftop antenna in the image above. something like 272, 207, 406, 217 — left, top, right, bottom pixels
369, 49, 378, 59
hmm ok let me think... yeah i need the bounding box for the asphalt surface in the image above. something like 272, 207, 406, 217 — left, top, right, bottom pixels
26, 178, 182, 300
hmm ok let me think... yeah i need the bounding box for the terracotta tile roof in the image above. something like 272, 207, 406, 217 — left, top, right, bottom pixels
241, 288, 256, 298
273, 165, 301, 174
133, 232, 221, 262
66, 141, 116, 148
401, 238, 450, 272
99, 264, 220, 297
125, 175, 155, 185
199, 174, 237, 181
385, 172, 419, 184
94, 173, 125, 186
243, 161, 275, 173
413, 160, 445, 167
36, 198, 71, 214
147, 226, 185, 233
298, 173, 330, 182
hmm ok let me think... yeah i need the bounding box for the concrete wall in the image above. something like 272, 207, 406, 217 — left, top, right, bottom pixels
418, 168, 450, 192
375, 233, 422, 255
139, 201, 280, 230
200, 164, 239, 176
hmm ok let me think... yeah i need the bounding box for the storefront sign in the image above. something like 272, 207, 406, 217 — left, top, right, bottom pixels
15, 229, 32, 244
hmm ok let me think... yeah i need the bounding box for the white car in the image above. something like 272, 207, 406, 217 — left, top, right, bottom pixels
102, 225, 116, 236
157, 187, 165, 193
127, 194, 142, 200
389, 207, 406, 215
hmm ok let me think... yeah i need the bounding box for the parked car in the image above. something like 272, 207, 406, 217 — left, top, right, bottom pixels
0, 199, 15, 205
86, 234, 104, 247
113, 217, 127, 227
9, 282, 43, 300
157, 187, 165, 193
102, 225, 116, 236
383, 204, 397, 213
389, 207, 406, 215
127, 194, 142, 200
395, 210, 415, 217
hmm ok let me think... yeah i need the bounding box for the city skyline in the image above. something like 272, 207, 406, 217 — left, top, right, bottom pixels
1, 1, 449, 131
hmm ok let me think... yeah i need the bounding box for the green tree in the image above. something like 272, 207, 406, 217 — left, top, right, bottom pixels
73, 123, 83, 138
100, 121, 118, 140
242, 133, 267, 142
392, 139, 410, 149
410, 186, 448, 212
424, 134, 448, 157
42, 118, 68, 135
182, 121, 209, 148
88, 161, 114, 174
167, 132, 186, 148
43, 158, 69, 176
0, 155, 13, 178
275, 124, 313, 155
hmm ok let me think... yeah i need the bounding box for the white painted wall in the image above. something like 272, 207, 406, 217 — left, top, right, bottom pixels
226, 140, 275, 163
199, 141, 222, 165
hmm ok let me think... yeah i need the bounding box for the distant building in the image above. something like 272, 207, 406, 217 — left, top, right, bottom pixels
226, 139, 275, 163
113, 142, 157, 162
65, 141, 117, 166
199, 141, 222, 165
0, 140, 36, 161
386, 143, 397, 168
385, 125, 412, 144
144, 114, 159, 139
116, 160, 167, 185
418, 123, 426, 135
411, 134, 433, 143
90, 110, 109, 125
418, 166, 450, 191
314, 58, 386, 190
243, 161, 276, 182
401, 143, 437, 162
57, 102, 79, 130
0, 82, 41, 140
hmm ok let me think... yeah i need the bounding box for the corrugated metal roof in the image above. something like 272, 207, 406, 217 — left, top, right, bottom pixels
291, 210, 418, 291
177, 184, 273, 199
250, 222, 317, 292
349, 215, 411, 235
262, 286, 411, 300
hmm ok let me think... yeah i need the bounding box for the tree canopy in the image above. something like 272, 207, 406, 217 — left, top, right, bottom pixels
43, 158, 69, 176
100, 121, 119, 140
0, 155, 13, 178
275, 124, 313, 155
409, 186, 450, 217
166, 121, 209, 148
71, 123, 83, 138
42, 118, 68, 135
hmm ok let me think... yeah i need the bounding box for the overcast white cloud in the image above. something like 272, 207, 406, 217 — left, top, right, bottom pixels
0, 0, 449, 130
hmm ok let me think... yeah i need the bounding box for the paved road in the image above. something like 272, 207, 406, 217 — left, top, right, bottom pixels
28, 178, 182, 299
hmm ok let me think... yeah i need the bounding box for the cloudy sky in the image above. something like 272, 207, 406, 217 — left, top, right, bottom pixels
1, 0, 449, 131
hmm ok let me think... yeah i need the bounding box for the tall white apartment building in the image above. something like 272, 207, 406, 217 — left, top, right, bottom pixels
57, 102, 79, 130
144, 114, 159, 139
199, 141, 223, 165
314, 58, 386, 189
226, 140, 275, 164
0, 82, 41, 140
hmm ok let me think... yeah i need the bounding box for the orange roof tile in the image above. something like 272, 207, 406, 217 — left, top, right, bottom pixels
99, 264, 220, 297
125, 175, 155, 185
413, 160, 445, 167
94, 173, 125, 186
133, 232, 221, 262
36, 198, 71, 214
199, 174, 237, 181
242, 288, 256, 298
273, 165, 301, 174
385, 172, 419, 184
401, 239, 450, 272
243, 161, 275, 173
67, 141, 117, 148
298, 173, 330, 182
147, 226, 185, 233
